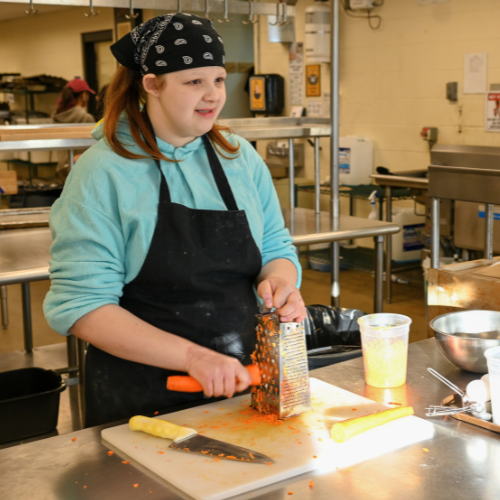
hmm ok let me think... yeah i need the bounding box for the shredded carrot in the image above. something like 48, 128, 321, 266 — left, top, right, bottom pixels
122, 460, 130, 464
211, 426, 220, 428
201, 451, 209, 454
133, 484, 139, 488
249, 453, 254, 459
309, 481, 314, 489
352, 408, 357, 411
214, 457, 221, 462
72, 437, 77, 442
154, 411, 159, 415
203, 411, 210, 414
266, 462, 272, 466
388, 402, 402, 405
83, 486, 87, 489
157, 451, 164, 454
226, 456, 237, 459
288, 492, 293, 495
107, 451, 114, 456
313, 455, 317, 459
219, 454, 225, 457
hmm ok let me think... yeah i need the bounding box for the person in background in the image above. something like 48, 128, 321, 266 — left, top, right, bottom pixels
53, 77, 96, 181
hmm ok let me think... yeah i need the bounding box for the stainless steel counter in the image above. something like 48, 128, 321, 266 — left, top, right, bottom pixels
1, 338, 498, 500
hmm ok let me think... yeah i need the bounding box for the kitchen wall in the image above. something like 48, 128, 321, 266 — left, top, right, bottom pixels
0, 7, 115, 115
256, 0, 500, 182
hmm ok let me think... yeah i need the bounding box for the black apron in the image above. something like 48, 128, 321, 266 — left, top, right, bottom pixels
84, 125, 262, 428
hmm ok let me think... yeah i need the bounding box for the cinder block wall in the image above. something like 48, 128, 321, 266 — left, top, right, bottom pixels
256, 0, 500, 182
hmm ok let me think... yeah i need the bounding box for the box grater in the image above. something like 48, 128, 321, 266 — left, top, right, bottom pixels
251, 311, 311, 419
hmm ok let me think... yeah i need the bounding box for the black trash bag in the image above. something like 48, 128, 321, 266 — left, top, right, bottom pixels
304, 305, 365, 370
304, 305, 364, 350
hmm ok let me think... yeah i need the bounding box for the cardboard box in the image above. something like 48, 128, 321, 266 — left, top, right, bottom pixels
427, 256, 500, 337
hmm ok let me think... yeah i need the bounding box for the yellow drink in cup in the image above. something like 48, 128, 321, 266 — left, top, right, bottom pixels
357, 314, 412, 388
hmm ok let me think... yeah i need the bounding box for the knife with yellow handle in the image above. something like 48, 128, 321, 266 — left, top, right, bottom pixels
129, 416, 275, 464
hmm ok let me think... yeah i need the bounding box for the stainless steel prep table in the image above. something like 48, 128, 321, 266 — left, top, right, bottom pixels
371, 170, 429, 304
283, 208, 400, 313
1, 338, 498, 500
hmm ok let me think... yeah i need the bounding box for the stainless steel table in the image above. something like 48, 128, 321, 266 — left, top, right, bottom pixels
371, 170, 429, 303
1, 338, 498, 500
284, 208, 400, 313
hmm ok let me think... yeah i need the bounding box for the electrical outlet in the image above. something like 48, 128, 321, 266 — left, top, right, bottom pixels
347, 0, 375, 10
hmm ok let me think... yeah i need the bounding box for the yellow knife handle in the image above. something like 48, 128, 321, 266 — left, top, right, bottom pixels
129, 415, 197, 443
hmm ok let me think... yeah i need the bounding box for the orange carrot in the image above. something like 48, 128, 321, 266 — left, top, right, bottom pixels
331, 406, 414, 443
107, 451, 114, 456
122, 460, 130, 464
309, 481, 314, 489
72, 437, 77, 442
166, 364, 261, 392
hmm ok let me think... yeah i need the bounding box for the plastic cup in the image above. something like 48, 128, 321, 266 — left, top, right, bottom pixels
357, 313, 412, 388
484, 346, 500, 424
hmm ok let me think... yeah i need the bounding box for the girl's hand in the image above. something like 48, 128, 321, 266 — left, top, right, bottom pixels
257, 277, 307, 323
184, 345, 252, 398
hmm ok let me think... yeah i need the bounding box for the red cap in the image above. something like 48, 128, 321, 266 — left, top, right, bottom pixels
66, 78, 95, 94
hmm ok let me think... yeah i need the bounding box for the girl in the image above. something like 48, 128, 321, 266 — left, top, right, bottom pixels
44, 13, 306, 427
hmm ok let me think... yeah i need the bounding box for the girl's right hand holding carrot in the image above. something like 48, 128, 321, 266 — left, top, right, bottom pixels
183, 344, 252, 399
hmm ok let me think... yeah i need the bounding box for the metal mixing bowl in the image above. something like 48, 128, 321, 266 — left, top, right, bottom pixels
430, 310, 500, 373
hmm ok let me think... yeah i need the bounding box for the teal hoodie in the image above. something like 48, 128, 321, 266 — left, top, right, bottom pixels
43, 117, 301, 335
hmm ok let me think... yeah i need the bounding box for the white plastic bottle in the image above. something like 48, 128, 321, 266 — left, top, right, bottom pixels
338, 136, 374, 186
305, 0, 331, 63
368, 190, 378, 220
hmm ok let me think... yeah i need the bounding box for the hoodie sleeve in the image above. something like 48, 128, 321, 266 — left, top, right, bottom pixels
43, 154, 126, 336
241, 141, 302, 287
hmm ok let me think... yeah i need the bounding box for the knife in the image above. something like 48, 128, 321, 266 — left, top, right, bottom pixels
129, 415, 275, 464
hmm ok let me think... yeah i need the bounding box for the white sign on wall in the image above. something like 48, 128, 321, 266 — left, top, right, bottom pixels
464, 53, 488, 94
485, 92, 500, 132
289, 42, 304, 106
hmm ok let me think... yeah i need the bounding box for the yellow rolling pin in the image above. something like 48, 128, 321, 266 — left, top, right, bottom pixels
331, 406, 414, 443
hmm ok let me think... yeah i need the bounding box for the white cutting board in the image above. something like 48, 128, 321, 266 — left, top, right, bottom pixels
102, 378, 434, 500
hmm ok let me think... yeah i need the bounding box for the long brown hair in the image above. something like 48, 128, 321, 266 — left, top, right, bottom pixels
55, 87, 84, 114
103, 66, 239, 162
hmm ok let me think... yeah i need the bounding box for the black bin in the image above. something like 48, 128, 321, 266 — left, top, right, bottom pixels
0, 367, 66, 444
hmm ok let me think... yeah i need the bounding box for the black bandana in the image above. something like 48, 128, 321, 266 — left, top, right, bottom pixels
110, 13, 225, 76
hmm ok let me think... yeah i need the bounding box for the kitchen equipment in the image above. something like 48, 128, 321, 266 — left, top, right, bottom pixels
425, 368, 492, 420
249, 75, 284, 115
252, 311, 311, 418
129, 415, 274, 464
0, 367, 66, 444
102, 378, 434, 500
442, 393, 500, 434
485, 346, 500, 424
358, 313, 411, 388
430, 310, 500, 373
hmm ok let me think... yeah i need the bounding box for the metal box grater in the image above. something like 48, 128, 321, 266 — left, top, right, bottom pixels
251, 312, 312, 419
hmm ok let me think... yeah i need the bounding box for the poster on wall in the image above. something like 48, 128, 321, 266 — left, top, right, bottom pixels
485, 92, 500, 132
289, 42, 304, 106
464, 53, 487, 94
306, 65, 321, 97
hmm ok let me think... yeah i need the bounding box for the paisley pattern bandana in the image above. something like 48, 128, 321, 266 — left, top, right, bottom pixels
110, 13, 225, 76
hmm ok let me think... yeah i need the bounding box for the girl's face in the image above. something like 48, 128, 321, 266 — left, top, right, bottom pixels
144, 66, 226, 146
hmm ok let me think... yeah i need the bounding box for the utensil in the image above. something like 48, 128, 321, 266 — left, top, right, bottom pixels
426, 368, 493, 420
129, 415, 274, 464
441, 394, 500, 433
430, 310, 500, 373
252, 309, 311, 418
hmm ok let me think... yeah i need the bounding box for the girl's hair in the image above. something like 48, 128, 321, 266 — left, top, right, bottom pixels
103, 66, 239, 162
56, 87, 83, 114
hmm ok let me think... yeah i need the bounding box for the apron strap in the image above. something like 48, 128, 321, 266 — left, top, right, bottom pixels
202, 135, 239, 211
